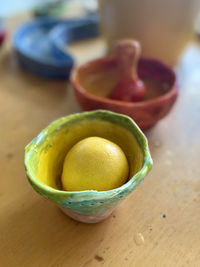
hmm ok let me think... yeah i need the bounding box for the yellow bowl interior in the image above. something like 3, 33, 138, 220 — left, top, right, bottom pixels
32, 118, 144, 191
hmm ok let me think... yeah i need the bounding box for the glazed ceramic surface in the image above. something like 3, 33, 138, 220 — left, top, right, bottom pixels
72, 57, 178, 130
24, 110, 152, 223
99, 0, 200, 63
13, 15, 99, 79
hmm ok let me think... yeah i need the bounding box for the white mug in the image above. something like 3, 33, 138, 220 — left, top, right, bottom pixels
99, 0, 200, 64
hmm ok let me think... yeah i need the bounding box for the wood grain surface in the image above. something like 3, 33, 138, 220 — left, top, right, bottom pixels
0, 14, 200, 267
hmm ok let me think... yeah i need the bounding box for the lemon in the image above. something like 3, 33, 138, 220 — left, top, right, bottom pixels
61, 136, 129, 191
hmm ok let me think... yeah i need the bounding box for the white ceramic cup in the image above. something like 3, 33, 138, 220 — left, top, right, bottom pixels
99, 0, 200, 64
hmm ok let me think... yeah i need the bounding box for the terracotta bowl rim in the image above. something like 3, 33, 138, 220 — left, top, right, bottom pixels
71, 55, 178, 108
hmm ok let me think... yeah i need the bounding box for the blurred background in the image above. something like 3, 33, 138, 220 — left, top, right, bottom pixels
1, 0, 200, 76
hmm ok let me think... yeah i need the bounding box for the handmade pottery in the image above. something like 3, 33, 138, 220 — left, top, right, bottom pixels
24, 110, 152, 223
99, 0, 200, 64
72, 53, 178, 130
13, 16, 99, 79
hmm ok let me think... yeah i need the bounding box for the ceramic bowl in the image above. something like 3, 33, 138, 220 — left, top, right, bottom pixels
24, 110, 152, 223
72, 57, 178, 130
13, 18, 74, 79
13, 16, 99, 79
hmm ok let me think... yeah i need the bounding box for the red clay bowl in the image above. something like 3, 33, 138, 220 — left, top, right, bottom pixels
71, 56, 178, 130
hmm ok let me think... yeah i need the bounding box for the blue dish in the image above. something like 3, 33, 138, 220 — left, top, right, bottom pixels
49, 15, 99, 60
13, 16, 99, 79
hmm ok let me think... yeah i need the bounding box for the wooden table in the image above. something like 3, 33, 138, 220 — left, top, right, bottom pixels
1, 14, 200, 267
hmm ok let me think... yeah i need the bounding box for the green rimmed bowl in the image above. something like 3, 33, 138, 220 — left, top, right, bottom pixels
24, 110, 153, 223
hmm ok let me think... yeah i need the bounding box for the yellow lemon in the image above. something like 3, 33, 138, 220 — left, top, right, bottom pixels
61, 136, 129, 191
